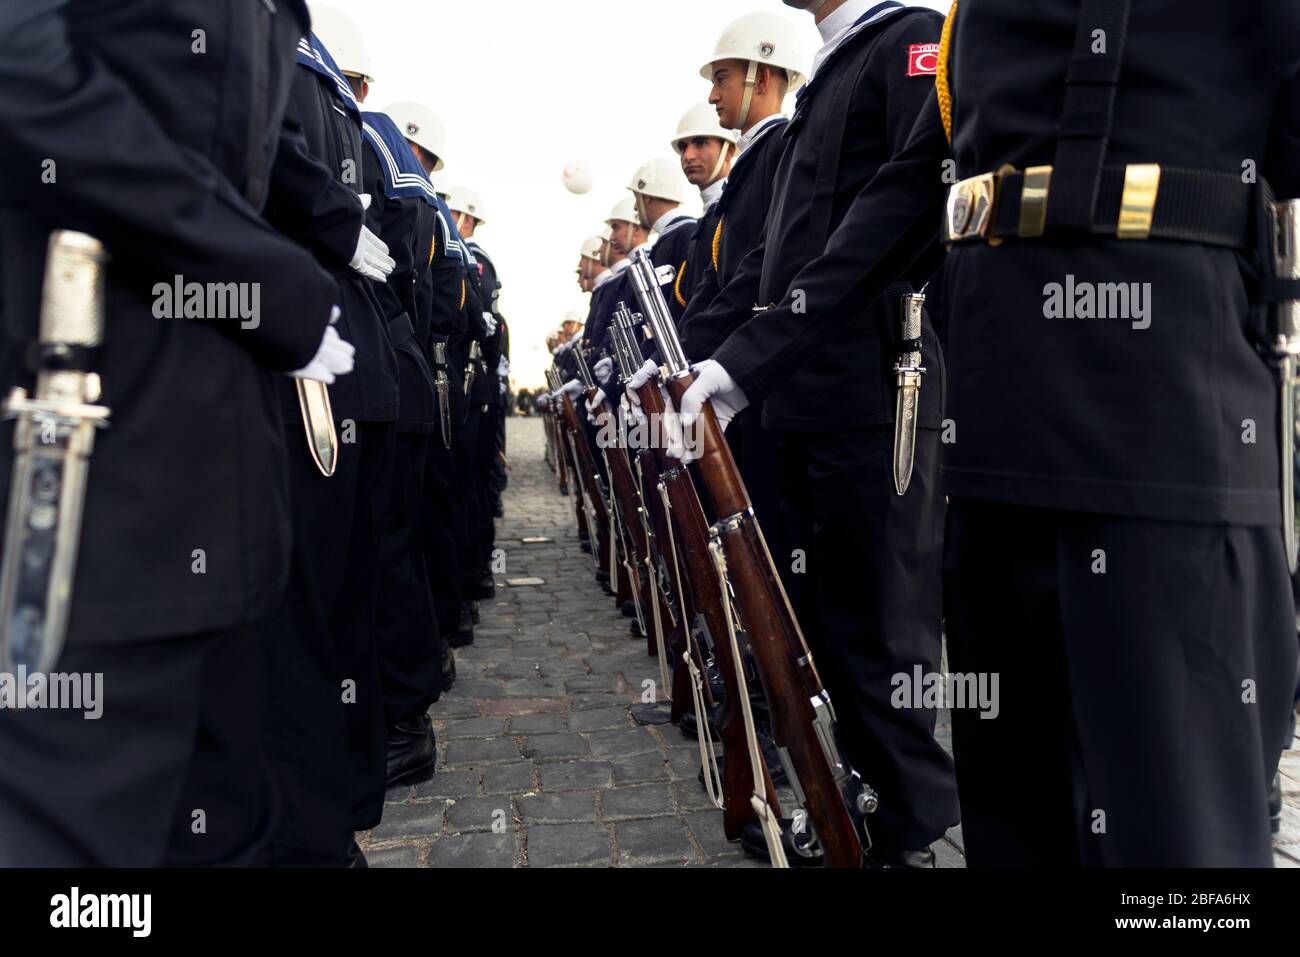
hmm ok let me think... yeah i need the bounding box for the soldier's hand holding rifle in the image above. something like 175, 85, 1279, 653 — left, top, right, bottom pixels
291, 307, 356, 384
669, 358, 748, 461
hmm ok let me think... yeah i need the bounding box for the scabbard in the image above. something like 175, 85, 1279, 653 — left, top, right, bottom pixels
295, 379, 339, 478
892, 293, 927, 497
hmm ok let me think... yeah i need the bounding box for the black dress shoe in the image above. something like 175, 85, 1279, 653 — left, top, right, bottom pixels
579, 540, 592, 553
560, 484, 569, 497
476, 574, 496, 600
679, 706, 719, 741
739, 816, 824, 867
865, 845, 936, 869
470, 600, 481, 625
441, 646, 456, 692
346, 840, 369, 869
386, 716, 436, 788
448, 603, 475, 648
620, 600, 637, 618
631, 619, 644, 637
696, 742, 789, 789
1270, 771, 1282, 836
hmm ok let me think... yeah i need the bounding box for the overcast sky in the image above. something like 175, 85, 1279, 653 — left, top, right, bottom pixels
322, 0, 951, 388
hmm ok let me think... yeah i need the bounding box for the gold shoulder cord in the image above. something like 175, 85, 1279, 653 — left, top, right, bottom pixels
459, 277, 467, 310
937, 0, 956, 145
675, 260, 689, 308
711, 219, 723, 272
429, 231, 437, 267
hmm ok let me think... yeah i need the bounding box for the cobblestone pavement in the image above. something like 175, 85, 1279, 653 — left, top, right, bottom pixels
359, 416, 1300, 868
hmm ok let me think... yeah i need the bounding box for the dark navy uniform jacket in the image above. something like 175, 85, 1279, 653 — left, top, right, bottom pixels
0, 0, 336, 642
708, 0, 1300, 525
267, 34, 398, 425
360, 110, 437, 435
650, 213, 698, 326
681, 119, 789, 362
701, 4, 946, 433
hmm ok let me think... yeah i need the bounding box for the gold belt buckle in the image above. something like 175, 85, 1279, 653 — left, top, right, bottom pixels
944, 171, 998, 245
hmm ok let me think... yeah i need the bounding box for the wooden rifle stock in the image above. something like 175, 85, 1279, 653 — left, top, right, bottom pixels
556, 392, 611, 574
661, 372, 869, 868
634, 379, 778, 841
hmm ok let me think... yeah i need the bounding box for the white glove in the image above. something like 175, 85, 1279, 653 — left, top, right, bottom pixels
668, 359, 749, 461
621, 392, 646, 430
560, 378, 585, 400
482, 312, 498, 337
292, 309, 355, 384
498, 356, 510, 378
350, 197, 395, 281
623, 359, 659, 415
593, 357, 615, 387
585, 389, 606, 424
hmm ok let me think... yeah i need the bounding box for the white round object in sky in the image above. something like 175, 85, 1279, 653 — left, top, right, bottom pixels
562, 158, 594, 195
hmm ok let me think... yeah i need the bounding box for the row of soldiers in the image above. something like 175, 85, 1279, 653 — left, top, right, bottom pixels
0, 1, 508, 867
542, 0, 1299, 868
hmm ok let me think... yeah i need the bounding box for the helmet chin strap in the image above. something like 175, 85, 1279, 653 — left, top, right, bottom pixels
738, 60, 759, 130
708, 142, 733, 184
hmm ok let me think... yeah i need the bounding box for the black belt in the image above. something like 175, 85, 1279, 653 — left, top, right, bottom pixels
943, 163, 1254, 250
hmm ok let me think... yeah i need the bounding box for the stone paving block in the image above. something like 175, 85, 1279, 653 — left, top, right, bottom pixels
480, 697, 568, 716
413, 770, 481, 801
568, 706, 631, 732
673, 778, 721, 812
369, 801, 447, 842
615, 817, 696, 866
441, 716, 508, 739
480, 762, 537, 795
426, 832, 518, 868
364, 844, 424, 869
611, 751, 671, 785
587, 727, 661, 759
521, 732, 590, 762
600, 784, 676, 822
684, 810, 736, 860
444, 737, 522, 766
507, 712, 570, 735
565, 674, 628, 694
526, 823, 612, 868
666, 747, 706, 778
446, 795, 515, 835
519, 791, 598, 825
541, 761, 616, 792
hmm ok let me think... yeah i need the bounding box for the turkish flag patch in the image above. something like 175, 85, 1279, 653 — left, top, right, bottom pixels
907, 43, 940, 77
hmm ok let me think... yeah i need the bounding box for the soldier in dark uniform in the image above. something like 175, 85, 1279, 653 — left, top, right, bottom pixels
670, 103, 737, 319
691, 0, 1300, 866
357, 106, 444, 790
391, 103, 475, 657
631, 159, 698, 327
0, 0, 342, 866
676, 0, 958, 867
257, 11, 398, 867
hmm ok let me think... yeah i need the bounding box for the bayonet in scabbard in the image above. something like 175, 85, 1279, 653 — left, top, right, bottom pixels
892, 293, 927, 497
0, 231, 112, 674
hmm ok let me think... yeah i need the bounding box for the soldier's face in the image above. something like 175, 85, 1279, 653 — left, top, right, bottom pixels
676, 137, 725, 187
709, 59, 748, 130
610, 221, 632, 255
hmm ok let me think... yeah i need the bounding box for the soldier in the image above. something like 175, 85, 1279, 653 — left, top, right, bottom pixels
355, 96, 445, 790
670, 103, 738, 316
629, 159, 697, 325
257, 4, 399, 867
579, 232, 610, 295
583, 198, 643, 358
672, 0, 958, 867
446, 187, 510, 520
688, 0, 1300, 867
0, 0, 346, 866
390, 102, 478, 656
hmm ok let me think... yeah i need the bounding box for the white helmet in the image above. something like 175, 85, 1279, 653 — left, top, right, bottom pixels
627, 158, 689, 205
606, 195, 640, 227
672, 103, 740, 151
562, 310, 586, 328
445, 186, 487, 226
385, 101, 449, 171
579, 234, 606, 261
700, 12, 810, 91
427, 168, 450, 198
309, 3, 375, 83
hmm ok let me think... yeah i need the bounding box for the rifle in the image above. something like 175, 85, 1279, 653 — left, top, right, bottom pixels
547, 366, 607, 576
609, 300, 775, 842
628, 248, 878, 868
